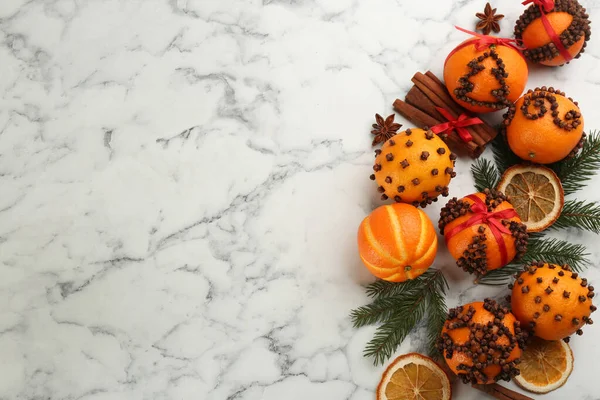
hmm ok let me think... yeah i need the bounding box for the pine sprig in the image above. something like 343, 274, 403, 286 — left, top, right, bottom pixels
350, 296, 411, 328
552, 199, 600, 234
477, 236, 591, 285
471, 158, 499, 192
426, 289, 448, 358
520, 236, 589, 270
551, 131, 600, 196
350, 269, 448, 365
364, 276, 424, 299
362, 296, 428, 366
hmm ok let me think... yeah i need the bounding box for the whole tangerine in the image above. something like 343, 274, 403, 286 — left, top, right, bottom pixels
510, 262, 596, 341
444, 40, 528, 114
437, 299, 526, 385
370, 128, 456, 208
357, 203, 437, 282
439, 189, 528, 276
515, 0, 591, 66
505, 87, 584, 164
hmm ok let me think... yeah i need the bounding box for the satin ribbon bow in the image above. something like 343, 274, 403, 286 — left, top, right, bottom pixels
445, 27, 526, 66
521, 0, 572, 62
455, 26, 525, 52
522, 0, 555, 13
430, 107, 482, 143
444, 195, 518, 267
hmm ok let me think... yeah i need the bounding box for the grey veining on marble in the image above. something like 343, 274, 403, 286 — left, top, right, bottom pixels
1, 0, 600, 399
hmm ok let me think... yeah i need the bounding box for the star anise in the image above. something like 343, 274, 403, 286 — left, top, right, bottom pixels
476, 3, 504, 35
371, 114, 401, 146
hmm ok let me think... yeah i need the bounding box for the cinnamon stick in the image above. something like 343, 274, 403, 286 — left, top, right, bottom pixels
420, 71, 498, 143
411, 74, 488, 147
393, 99, 482, 158
393, 99, 442, 128
472, 384, 533, 400
393, 70, 499, 157
404, 87, 477, 153
406, 87, 444, 120
413, 72, 463, 117
425, 70, 499, 144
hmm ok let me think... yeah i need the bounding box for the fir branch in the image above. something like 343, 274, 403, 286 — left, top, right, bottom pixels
475, 264, 523, 286
363, 296, 427, 366
491, 134, 521, 174
476, 236, 591, 285
364, 269, 441, 299
351, 269, 448, 365
553, 199, 600, 234
471, 158, 499, 192
426, 289, 448, 358
522, 237, 590, 270
551, 131, 600, 196
350, 297, 409, 328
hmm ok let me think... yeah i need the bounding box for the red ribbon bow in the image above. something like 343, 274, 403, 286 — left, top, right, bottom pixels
444, 194, 518, 267
430, 107, 482, 143
445, 27, 525, 66
522, 0, 573, 62
522, 0, 554, 13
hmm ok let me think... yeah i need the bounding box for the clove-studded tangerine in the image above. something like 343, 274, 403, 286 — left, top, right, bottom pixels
439, 189, 528, 276
510, 262, 595, 341
444, 39, 528, 114
370, 128, 456, 208
515, 0, 591, 66
437, 299, 526, 385
504, 87, 584, 164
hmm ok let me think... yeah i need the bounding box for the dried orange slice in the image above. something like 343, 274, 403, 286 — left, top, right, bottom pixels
497, 164, 564, 232
376, 353, 451, 400
514, 337, 574, 394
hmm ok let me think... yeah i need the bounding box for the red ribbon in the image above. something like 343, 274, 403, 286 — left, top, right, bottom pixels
522, 0, 554, 12
444, 194, 517, 267
445, 27, 526, 66
522, 0, 573, 62
430, 107, 482, 143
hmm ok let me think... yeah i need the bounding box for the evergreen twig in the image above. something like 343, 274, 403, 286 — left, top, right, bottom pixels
477, 236, 590, 285
350, 269, 448, 365
365, 276, 422, 299
362, 297, 428, 366
552, 199, 600, 234
426, 289, 448, 358
551, 131, 600, 196
471, 158, 499, 192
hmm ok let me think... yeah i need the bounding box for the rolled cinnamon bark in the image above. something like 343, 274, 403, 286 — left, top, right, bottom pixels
393, 99, 482, 158
411, 75, 487, 147
472, 384, 533, 400
424, 70, 498, 144
393, 71, 498, 158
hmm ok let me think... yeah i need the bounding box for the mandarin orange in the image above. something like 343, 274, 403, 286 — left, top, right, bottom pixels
438, 299, 526, 385
505, 87, 584, 164
510, 262, 596, 341
357, 203, 437, 282
444, 40, 528, 114
370, 128, 456, 208
515, 0, 591, 66
439, 190, 528, 276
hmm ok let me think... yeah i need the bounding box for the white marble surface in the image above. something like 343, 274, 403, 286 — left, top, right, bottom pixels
1, 0, 600, 399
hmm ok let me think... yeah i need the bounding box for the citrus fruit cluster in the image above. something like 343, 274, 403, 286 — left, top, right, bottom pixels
357, 0, 596, 397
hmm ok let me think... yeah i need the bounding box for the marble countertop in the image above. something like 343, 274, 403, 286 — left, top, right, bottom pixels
2, 0, 600, 399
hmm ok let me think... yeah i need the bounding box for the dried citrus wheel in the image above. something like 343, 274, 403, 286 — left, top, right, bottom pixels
497, 165, 564, 232
514, 336, 574, 394
376, 353, 451, 400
